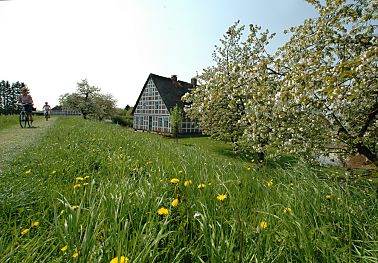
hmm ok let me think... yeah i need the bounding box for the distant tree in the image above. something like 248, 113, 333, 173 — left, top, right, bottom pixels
0, 81, 6, 114
0, 80, 24, 114
92, 93, 116, 121
59, 79, 116, 120
76, 79, 100, 119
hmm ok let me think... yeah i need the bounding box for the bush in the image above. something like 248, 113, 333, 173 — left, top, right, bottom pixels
111, 115, 132, 127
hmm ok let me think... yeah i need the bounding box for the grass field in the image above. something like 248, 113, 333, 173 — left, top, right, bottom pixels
0, 114, 44, 130
0, 115, 19, 130
0, 117, 377, 262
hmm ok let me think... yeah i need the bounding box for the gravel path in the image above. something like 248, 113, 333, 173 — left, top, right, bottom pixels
0, 117, 57, 173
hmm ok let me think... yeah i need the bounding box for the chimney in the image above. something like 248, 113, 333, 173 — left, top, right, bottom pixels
171, 74, 182, 88
171, 75, 178, 83
191, 77, 197, 87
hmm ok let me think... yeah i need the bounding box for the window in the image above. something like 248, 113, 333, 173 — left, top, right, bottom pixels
163, 117, 169, 128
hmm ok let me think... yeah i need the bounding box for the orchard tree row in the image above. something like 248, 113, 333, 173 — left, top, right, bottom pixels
59, 79, 117, 121
0, 80, 26, 115
184, 0, 377, 165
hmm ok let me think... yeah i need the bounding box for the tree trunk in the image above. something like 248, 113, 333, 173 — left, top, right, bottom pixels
258, 151, 265, 163
356, 143, 378, 167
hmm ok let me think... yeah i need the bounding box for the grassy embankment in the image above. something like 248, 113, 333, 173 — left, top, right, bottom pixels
0, 117, 377, 262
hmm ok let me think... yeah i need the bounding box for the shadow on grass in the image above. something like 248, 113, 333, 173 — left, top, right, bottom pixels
265, 155, 300, 169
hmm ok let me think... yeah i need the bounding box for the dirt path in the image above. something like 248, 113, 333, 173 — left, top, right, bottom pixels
0, 117, 57, 173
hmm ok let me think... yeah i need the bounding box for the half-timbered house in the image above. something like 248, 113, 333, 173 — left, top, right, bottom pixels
132, 73, 200, 134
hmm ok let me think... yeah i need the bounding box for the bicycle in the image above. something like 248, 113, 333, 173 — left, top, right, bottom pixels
44, 109, 50, 121
19, 103, 32, 128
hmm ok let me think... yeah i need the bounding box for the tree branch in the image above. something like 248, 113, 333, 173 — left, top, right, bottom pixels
358, 102, 378, 138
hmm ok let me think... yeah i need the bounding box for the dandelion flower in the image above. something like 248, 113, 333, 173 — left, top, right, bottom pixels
325, 195, 332, 200
171, 198, 179, 207
184, 180, 192, 187
110, 256, 129, 263
25, 169, 31, 175
217, 194, 227, 202
72, 252, 79, 258
246, 167, 251, 171
197, 183, 206, 189
21, 228, 30, 236
83, 182, 89, 186
259, 221, 268, 229
51, 170, 56, 175
31, 221, 39, 228
267, 179, 273, 187
75, 177, 84, 181
60, 209, 65, 215
60, 245, 68, 252
283, 207, 292, 214
71, 205, 79, 210
73, 184, 81, 189
84, 176, 90, 180
170, 178, 180, 184
157, 207, 169, 216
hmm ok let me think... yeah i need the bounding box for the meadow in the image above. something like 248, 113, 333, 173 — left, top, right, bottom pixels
0, 117, 377, 262
0, 114, 20, 130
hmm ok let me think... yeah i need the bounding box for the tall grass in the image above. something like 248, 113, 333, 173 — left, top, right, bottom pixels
0, 117, 377, 262
0, 115, 19, 130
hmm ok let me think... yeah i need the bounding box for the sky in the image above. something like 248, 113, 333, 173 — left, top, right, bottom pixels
0, 0, 318, 110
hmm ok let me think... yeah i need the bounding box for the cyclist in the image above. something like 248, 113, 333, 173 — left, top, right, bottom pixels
18, 86, 34, 124
42, 102, 51, 120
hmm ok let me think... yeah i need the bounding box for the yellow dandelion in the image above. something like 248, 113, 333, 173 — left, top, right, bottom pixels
325, 195, 332, 200
184, 180, 192, 187
51, 170, 56, 175
71, 205, 79, 210
25, 169, 31, 175
31, 221, 40, 228
60, 209, 65, 215
21, 228, 30, 236
171, 198, 179, 207
84, 176, 90, 180
217, 194, 227, 202
259, 221, 268, 229
267, 179, 273, 187
246, 167, 251, 171
157, 207, 169, 216
110, 256, 129, 263
170, 178, 180, 184
73, 184, 81, 189
197, 183, 206, 189
83, 182, 89, 186
72, 252, 79, 258
283, 207, 292, 214
60, 245, 68, 252
75, 177, 84, 181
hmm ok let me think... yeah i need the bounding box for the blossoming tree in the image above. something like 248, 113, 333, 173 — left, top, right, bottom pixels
184, 0, 377, 165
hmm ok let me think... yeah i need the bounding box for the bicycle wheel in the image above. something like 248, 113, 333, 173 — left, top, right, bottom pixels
19, 112, 27, 128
